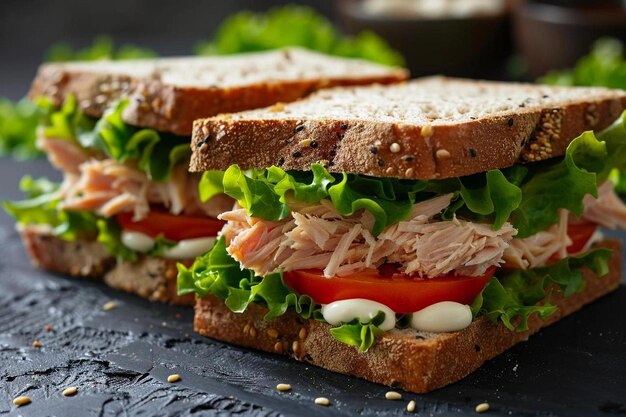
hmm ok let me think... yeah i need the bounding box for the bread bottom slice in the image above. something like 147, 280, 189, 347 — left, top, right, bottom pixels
194, 240, 622, 393
19, 225, 194, 305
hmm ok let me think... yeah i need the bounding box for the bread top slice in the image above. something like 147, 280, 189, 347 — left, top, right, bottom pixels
190, 76, 626, 179
29, 48, 407, 136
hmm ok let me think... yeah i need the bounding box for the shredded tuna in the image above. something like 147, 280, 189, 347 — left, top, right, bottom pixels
42, 135, 231, 220
582, 181, 626, 229
38, 136, 90, 175
503, 209, 571, 269
221, 194, 517, 278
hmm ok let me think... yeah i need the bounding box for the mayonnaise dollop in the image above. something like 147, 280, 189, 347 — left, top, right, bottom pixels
410, 301, 473, 333
321, 299, 396, 331
120, 230, 215, 259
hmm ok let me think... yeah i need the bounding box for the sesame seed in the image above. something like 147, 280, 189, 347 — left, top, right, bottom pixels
340, 123, 349, 130
385, 167, 395, 175
274, 342, 283, 353
377, 158, 384, 167
167, 374, 181, 383
299, 328, 307, 340
276, 383, 291, 392
328, 161, 335, 167
292, 340, 300, 354
102, 301, 117, 311
314, 397, 330, 406
469, 148, 477, 158
403, 155, 414, 162
405, 168, 414, 177
266, 328, 279, 338
295, 124, 305, 132
270, 103, 285, 112
369, 146, 378, 154
292, 150, 302, 158
508, 118, 514, 127
277, 157, 285, 166
62, 387, 77, 397
243, 324, 250, 335
374, 140, 382, 147
32, 340, 41, 348
12, 396, 31, 406
338, 133, 345, 140
475, 402, 490, 413
249, 326, 257, 338
407, 400, 416, 413
436, 149, 451, 159
310, 140, 318, 149
385, 391, 402, 400
421, 125, 434, 138
298, 139, 312, 148
390, 143, 401, 153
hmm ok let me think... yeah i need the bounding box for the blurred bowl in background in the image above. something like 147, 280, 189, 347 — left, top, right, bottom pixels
336, 0, 512, 79
514, 0, 626, 78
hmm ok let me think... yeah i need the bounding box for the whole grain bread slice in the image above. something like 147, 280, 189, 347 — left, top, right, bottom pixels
28, 48, 407, 136
19, 225, 194, 305
194, 240, 621, 393
190, 77, 626, 179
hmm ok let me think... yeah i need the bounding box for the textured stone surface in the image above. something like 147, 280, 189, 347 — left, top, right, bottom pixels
1, 157, 626, 417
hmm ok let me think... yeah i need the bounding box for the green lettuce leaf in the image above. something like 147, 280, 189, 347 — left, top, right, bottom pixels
0, 97, 56, 160
45, 36, 157, 62
329, 311, 385, 352
177, 237, 318, 320
3, 176, 99, 240
96, 218, 137, 262
195, 5, 405, 67
539, 38, 626, 89
471, 248, 612, 331
41, 98, 191, 182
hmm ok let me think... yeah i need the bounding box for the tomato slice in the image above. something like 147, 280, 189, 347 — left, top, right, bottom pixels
566, 219, 597, 255
116, 209, 225, 241
283, 266, 495, 313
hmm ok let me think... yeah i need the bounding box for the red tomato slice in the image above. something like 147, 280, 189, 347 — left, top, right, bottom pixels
116, 209, 224, 241
283, 266, 495, 313
548, 219, 597, 262
566, 219, 597, 255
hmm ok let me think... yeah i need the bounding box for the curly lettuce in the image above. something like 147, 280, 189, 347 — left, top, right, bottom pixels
471, 248, 612, 332
41, 97, 191, 182
45, 36, 157, 62
195, 5, 404, 67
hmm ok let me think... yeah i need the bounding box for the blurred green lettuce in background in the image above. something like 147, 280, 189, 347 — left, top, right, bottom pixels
539, 38, 626, 89
196, 5, 404, 67
0, 5, 403, 161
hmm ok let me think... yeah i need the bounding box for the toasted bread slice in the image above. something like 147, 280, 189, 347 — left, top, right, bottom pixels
194, 240, 621, 393
19, 225, 194, 305
29, 48, 407, 136
190, 77, 626, 179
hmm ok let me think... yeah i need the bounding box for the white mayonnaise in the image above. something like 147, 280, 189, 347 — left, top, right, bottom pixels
120, 231, 215, 259
321, 299, 396, 331
410, 301, 473, 333
121, 231, 155, 252
163, 237, 216, 259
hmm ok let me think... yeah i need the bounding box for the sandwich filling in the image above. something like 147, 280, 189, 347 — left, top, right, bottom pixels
179, 112, 626, 351
5, 97, 230, 261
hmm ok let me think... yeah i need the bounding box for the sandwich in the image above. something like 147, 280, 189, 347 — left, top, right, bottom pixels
4, 48, 407, 305
178, 77, 626, 392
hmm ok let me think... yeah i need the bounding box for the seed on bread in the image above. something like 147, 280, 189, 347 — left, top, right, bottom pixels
436, 149, 451, 160
266, 328, 279, 338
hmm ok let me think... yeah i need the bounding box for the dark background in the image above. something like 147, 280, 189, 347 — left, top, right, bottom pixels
0, 0, 333, 100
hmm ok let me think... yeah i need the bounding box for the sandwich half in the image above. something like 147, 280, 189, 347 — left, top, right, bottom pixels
4, 48, 407, 305
179, 77, 626, 392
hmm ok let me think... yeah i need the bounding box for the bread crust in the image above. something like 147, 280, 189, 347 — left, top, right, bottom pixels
19, 225, 194, 305
190, 78, 626, 179
194, 240, 622, 393
28, 53, 407, 136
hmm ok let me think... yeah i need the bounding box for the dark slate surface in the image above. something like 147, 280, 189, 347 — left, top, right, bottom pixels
1, 157, 626, 417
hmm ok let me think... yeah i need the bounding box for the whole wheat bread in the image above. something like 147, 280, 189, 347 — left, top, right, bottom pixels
28, 48, 407, 136
194, 240, 622, 393
19, 225, 194, 305
190, 77, 626, 179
